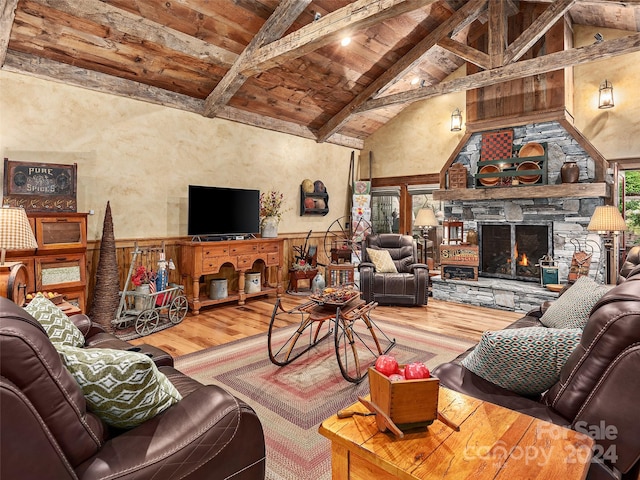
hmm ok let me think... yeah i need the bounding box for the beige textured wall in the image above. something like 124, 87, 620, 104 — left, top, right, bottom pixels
572, 25, 640, 160
362, 25, 640, 178
0, 71, 353, 240
359, 67, 466, 180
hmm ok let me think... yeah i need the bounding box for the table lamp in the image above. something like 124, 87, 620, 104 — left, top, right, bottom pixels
587, 205, 627, 284
414, 208, 439, 264
0, 206, 38, 304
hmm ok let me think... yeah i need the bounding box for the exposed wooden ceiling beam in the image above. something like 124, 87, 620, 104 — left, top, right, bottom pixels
437, 38, 491, 69
240, 0, 438, 77
503, 0, 576, 65
203, 0, 310, 118
29, 0, 238, 68
359, 32, 640, 112
0, 0, 19, 67
488, 0, 508, 68
316, 0, 488, 143
1, 50, 363, 149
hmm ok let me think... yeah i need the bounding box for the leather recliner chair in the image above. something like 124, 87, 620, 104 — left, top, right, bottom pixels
619, 245, 640, 281
433, 265, 640, 480
359, 233, 429, 306
0, 298, 266, 479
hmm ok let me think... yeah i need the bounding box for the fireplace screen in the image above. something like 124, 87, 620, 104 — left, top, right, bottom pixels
480, 224, 551, 281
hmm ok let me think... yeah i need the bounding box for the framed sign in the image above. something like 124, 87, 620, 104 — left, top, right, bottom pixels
439, 245, 479, 266
442, 265, 478, 281
3, 159, 77, 212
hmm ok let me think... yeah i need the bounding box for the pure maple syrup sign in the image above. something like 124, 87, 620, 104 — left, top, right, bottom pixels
3, 159, 77, 212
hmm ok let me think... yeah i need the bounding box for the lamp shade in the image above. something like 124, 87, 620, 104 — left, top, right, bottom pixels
587, 205, 627, 233
414, 208, 438, 228
0, 207, 38, 251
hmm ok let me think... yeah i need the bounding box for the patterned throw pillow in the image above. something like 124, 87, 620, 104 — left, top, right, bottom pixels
58, 346, 182, 429
366, 248, 398, 273
461, 327, 582, 396
540, 276, 612, 330
25, 293, 85, 348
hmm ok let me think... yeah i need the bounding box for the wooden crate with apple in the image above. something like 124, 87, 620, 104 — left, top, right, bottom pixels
366, 365, 439, 433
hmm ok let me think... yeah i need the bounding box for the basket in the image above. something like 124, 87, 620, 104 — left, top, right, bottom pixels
368, 366, 439, 429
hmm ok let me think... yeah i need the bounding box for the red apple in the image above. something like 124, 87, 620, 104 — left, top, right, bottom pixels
404, 362, 430, 380
374, 355, 399, 377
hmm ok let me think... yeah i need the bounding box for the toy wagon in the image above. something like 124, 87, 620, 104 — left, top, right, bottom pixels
113, 242, 188, 336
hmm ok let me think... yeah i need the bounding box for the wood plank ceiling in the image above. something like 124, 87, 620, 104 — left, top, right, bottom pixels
1, 0, 640, 149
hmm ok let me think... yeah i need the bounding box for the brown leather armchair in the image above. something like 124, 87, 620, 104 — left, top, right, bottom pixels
619, 245, 640, 281
359, 233, 429, 306
433, 265, 640, 480
0, 298, 266, 479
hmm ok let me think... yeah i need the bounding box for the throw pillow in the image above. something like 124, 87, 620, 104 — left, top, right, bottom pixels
366, 248, 398, 273
540, 276, 612, 330
58, 346, 182, 429
25, 293, 85, 349
461, 327, 582, 396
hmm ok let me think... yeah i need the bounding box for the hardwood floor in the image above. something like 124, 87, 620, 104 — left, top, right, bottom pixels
130, 294, 523, 357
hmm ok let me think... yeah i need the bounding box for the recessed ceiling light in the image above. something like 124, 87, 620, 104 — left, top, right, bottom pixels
340, 37, 351, 47
411, 77, 420, 85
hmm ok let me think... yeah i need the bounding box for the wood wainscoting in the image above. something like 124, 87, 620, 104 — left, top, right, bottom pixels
85, 232, 330, 312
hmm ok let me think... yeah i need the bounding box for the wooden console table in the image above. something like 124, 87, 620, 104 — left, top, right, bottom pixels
180, 238, 284, 314
319, 388, 594, 480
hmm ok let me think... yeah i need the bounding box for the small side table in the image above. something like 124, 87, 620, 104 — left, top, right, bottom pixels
288, 268, 317, 293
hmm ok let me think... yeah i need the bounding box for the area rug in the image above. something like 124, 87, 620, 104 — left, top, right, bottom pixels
174, 319, 474, 480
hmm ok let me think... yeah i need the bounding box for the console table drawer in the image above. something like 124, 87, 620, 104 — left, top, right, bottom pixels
230, 244, 258, 255
202, 256, 227, 273
266, 252, 279, 266
238, 255, 255, 269
259, 243, 279, 253
203, 246, 229, 258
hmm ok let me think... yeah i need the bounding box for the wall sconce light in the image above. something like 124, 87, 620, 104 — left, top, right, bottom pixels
598, 80, 614, 109
450, 108, 462, 131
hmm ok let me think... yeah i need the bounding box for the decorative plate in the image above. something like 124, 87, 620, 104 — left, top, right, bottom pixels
519, 142, 544, 158
516, 161, 541, 184
478, 164, 500, 186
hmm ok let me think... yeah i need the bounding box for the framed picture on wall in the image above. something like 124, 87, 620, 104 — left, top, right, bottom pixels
3, 158, 77, 212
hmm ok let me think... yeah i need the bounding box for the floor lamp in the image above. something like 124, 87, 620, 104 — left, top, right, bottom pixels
414, 209, 439, 265
587, 205, 627, 284
0, 206, 38, 304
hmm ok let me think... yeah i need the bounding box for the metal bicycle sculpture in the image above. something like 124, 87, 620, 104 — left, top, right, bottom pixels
267, 293, 395, 383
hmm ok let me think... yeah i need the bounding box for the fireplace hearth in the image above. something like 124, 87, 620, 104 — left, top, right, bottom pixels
480, 223, 551, 282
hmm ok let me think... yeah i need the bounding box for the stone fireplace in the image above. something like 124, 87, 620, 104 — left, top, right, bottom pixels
432, 118, 610, 312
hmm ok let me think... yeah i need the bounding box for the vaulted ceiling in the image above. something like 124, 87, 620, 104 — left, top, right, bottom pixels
2, 0, 640, 149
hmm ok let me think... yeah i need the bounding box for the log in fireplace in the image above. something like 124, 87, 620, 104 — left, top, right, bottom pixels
479, 223, 552, 282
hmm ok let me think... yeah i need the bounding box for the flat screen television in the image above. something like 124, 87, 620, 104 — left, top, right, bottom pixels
188, 185, 260, 238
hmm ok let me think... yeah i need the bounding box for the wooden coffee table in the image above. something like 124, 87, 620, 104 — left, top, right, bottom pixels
319, 388, 594, 480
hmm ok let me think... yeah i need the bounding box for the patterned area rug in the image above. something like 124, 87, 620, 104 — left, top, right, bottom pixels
174, 319, 474, 480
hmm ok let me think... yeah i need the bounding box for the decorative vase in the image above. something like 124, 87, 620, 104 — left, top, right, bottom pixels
561, 161, 579, 183
135, 284, 150, 311
261, 216, 278, 238
311, 271, 326, 295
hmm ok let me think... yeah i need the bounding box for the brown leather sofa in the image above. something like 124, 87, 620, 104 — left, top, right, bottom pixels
0, 298, 266, 479
359, 233, 429, 306
433, 265, 640, 480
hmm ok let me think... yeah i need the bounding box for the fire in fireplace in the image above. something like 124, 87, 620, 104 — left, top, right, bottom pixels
479, 223, 552, 282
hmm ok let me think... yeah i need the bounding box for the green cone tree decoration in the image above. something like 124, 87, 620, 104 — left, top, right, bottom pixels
88, 201, 120, 332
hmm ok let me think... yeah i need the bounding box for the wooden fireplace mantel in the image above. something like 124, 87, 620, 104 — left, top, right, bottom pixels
433, 182, 609, 202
